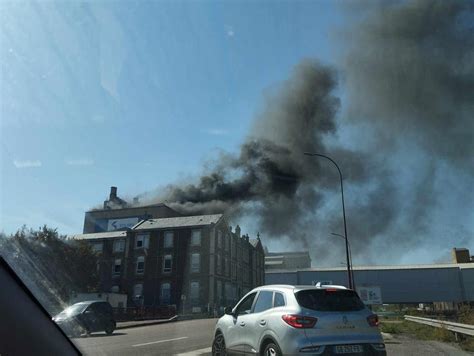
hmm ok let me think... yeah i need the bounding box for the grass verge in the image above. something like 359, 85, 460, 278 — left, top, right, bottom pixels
380, 320, 474, 352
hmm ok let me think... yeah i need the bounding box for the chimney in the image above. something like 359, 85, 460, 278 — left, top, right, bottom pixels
235, 225, 241, 238
245, 233, 249, 242
110, 186, 118, 200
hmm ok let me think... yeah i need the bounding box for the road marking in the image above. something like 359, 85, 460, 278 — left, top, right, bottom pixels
176, 347, 212, 355
132, 336, 188, 347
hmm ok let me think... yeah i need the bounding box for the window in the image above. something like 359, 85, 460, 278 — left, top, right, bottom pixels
216, 255, 222, 274
111, 285, 119, 293
295, 290, 365, 312
224, 257, 229, 276
133, 283, 143, 298
235, 292, 257, 316
225, 282, 232, 303
136, 256, 145, 274
225, 235, 229, 251
190, 281, 199, 302
232, 262, 237, 280
191, 230, 201, 246
113, 239, 125, 253
254, 291, 274, 313
216, 280, 222, 303
164, 231, 173, 248
92, 242, 103, 254
161, 283, 171, 304
135, 234, 149, 249
113, 258, 121, 276
190, 253, 200, 273
217, 230, 222, 249
163, 254, 172, 273
274, 292, 286, 307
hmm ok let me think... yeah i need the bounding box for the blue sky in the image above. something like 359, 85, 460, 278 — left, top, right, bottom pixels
1, 1, 343, 234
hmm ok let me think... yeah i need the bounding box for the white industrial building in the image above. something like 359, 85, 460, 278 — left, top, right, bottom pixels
265, 263, 474, 305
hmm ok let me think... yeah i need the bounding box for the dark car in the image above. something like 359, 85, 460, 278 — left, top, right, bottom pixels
52, 301, 116, 337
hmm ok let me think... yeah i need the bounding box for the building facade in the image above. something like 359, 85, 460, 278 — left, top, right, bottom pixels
73, 214, 265, 314
83, 186, 182, 233
265, 251, 312, 270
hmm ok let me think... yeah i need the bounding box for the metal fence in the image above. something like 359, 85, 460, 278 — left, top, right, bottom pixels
404, 315, 474, 337
113, 305, 177, 321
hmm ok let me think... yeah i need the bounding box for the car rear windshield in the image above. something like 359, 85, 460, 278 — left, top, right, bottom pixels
295, 289, 365, 312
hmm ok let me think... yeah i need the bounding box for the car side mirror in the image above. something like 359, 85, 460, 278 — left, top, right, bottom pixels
224, 306, 234, 316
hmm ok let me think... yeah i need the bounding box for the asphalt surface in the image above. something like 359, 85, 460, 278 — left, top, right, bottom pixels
73, 318, 472, 355
73, 318, 216, 356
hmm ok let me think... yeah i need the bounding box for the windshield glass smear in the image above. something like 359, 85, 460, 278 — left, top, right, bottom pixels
56, 303, 87, 319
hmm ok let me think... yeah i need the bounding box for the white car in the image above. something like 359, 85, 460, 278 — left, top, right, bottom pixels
212, 284, 386, 355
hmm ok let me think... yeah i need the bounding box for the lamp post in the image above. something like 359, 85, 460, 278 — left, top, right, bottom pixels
331, 233, 355, 290
304, 152, 353, 289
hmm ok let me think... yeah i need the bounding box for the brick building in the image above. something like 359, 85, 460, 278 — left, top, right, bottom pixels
72, 214, 265, 314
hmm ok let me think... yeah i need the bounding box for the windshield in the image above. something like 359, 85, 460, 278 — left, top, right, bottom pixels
1, 0, 473, 355
296, 290, 365, 312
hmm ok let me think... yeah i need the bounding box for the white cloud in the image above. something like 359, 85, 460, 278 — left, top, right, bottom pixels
202, 128, 230, 136
13, 160, 42, 168
65, 158, 94, 166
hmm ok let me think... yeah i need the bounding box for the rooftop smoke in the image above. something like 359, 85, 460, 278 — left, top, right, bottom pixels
161, 61, 368, 241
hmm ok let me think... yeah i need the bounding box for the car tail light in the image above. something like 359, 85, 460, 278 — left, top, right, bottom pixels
282, 314, 317, 328
367, 314, 379, 327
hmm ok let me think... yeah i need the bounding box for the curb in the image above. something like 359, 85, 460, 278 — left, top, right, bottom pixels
116, 315, 178, 329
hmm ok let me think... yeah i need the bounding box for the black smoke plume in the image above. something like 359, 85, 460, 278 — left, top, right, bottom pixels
128, 1, 473, 263
343, 0, 474, 168
159, 60, 368, 243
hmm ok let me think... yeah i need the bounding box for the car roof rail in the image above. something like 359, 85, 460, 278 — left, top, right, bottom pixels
314, 282, 347, 289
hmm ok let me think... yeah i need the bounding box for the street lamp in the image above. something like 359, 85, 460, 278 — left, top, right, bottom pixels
331, 233, 355, 290
304, 152, 353, 289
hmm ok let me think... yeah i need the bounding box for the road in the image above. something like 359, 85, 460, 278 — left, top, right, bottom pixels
73, 319, 216, 355
73, 319, 472, 355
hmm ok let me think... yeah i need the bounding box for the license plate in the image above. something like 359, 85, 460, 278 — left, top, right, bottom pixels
334, 345, 363, 354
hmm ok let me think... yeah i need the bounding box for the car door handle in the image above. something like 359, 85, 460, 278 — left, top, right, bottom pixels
259, 320, 266, 326
239, 321, 246, 327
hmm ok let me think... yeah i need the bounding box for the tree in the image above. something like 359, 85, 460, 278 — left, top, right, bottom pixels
0, 225, 99, 315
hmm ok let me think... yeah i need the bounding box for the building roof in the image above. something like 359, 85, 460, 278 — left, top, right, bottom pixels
133, 214, 223, 230
266, 251, 311, 257
86, 203, 176, 213
265, 262, 474, 273
71, 231, 128, 240
249, 238, 261, 248
265, 260, 284, 266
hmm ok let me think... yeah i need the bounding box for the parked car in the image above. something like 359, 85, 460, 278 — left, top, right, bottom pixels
212, 284, 386, 355
52, 300, 116, 337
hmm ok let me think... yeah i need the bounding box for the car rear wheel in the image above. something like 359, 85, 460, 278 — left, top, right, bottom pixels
263, 342, 282, 356
212, 332, 226, 356
105, 321, 115, 335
